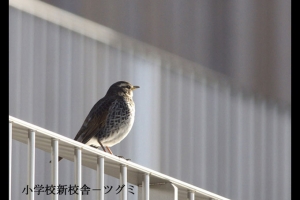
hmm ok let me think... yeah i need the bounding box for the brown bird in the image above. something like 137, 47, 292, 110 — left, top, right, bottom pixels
51, 81, 139, 163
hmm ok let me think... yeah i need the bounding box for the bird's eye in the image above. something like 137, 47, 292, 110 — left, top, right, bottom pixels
126, 86, 131, 89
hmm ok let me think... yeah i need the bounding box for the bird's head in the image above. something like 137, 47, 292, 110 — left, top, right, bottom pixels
106, 81, 139, 97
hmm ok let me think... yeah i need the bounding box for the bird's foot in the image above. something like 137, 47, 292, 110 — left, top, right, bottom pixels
115, 155, 131, 161
116, 155, 124, 158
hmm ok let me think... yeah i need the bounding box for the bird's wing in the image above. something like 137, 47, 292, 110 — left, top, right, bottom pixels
74, 96, 116, 144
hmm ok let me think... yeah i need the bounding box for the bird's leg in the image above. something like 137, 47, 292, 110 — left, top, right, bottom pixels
107, 147, 131, 161
106, 146, 114, 154
105, 147, 130, 160
101, 145, 130, 161
99, 142, 106, 152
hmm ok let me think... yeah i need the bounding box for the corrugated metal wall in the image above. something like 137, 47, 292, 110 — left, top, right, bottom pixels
9, 2, 291, 200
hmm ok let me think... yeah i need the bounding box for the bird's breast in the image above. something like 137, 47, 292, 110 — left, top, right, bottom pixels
100, 99, 135, 146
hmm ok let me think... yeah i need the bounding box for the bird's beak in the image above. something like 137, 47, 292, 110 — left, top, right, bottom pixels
132, 86, 140, 90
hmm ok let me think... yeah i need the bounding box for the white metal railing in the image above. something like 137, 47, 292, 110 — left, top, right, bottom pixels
9, 115, 230, 200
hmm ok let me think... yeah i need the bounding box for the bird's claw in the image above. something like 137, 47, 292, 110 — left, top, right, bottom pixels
115, 155, 131, 161
116, 155, 124, 158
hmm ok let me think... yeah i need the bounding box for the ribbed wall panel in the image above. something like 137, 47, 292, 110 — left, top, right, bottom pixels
9, 4, 290, 200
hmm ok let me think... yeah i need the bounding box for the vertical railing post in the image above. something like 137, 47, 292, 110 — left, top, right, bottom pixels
9, 122, 12, 200
171, 184, 178, 200
28, 129, 35, 200
143, 173, 149, 200
120, 165, 127, 200
51, 139, 59, 200
74, 147, 82, 200
97, 156, 104, 200
187, 191, 195, 200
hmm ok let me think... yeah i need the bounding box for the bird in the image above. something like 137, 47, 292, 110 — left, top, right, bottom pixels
51, 81, 139, 163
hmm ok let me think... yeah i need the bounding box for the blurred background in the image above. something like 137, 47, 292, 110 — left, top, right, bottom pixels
9, 0, 290, 199
42, 0, 291, 104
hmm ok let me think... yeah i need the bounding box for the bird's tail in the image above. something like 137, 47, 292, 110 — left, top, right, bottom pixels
49, 156, 63, 163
